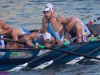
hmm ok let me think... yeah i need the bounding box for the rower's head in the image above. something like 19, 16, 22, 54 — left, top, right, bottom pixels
43, 3, 54, 20
42, 32, 55, 47
42, 32, 51, 43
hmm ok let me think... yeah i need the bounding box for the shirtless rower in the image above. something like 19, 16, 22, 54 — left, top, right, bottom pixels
0, 20, 30, 39
5, 26, 31, 48
8, 32, 56, 49
42, 3, 91, 44
0, 20, 30, 48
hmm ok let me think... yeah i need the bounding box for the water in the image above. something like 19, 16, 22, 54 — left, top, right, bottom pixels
0, 0, 100, 75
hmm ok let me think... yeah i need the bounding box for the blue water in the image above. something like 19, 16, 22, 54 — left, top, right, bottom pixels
0, 0, 100, 75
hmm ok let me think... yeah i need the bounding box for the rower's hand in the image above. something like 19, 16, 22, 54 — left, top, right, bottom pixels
44, 43, 51, 47
56, 39, 63, 45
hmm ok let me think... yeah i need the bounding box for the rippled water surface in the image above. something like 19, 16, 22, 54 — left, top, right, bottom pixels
0, 0, 100, 75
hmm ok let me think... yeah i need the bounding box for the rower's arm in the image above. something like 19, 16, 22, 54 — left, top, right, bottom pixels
26, 40, 33, 47
21, 35, 33, 47
42, 17, 48, 33
75, 23, 83, 43
0, 21, 12, 35
50, 36, 56, 46
24, 32, 38, 47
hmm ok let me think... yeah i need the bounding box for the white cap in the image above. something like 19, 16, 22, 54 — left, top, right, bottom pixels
43, 3, 53, 12
42, 32, 51, 42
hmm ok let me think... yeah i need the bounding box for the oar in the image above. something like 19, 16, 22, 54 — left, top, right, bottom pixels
38, 45, 100, 60
85, 16, 100, 33
87, 17, 100, 26
0, 38, 26, 44
81, 15, 90, 20
33, 36, 99, 69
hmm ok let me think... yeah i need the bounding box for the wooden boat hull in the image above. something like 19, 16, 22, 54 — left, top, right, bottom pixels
0, 41, 100, 71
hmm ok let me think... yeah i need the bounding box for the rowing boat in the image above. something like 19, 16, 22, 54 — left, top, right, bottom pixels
0, 24, 100, 71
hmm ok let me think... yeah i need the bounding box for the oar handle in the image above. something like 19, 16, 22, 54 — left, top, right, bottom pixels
87, 17, 100, 26
70, 36, 79, 42
63, 36, 78, 45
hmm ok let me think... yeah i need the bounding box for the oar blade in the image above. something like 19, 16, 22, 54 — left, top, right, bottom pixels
34, 60, 53, 69
65, 56, 84, 65
7, 63, 28, 72
89, 55, 100, 62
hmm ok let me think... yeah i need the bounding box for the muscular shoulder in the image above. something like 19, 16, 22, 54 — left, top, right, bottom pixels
42, 16, 47, 23
56, 14, 67, 23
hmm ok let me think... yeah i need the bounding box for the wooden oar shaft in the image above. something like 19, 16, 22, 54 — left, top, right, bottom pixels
86, 46, 100, 55
81, 15, 90, 20
44, 47, 100, 60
